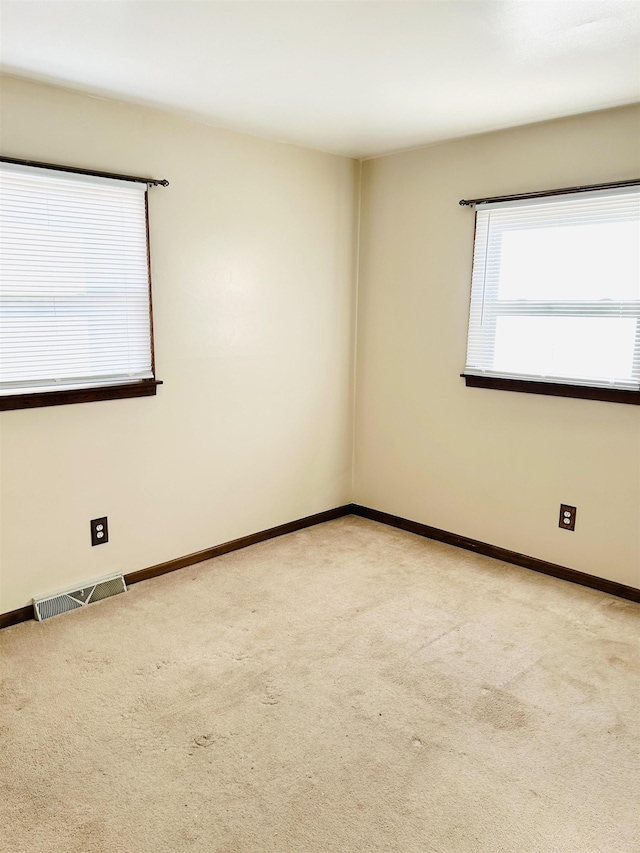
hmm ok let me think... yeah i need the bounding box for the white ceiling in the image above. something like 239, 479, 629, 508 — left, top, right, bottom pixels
1, 1, 639, 159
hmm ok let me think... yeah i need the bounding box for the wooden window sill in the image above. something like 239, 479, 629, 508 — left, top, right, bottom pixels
0, 380, 163, 411
461, 374, 640, 405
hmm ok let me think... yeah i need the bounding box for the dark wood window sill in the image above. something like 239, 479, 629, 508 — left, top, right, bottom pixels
461, 374, 640, 405
0, 380, 163, 411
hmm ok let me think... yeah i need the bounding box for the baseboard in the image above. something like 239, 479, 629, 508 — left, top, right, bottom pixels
0, 504, 354, 629
3, 500, 636, 630
351, 504, 640, 603
0, 605, 34, 630
124, 504, 354, 585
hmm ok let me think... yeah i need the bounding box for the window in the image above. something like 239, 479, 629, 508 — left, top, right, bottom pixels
0, 159, 164, 411
462, 184, 640, 404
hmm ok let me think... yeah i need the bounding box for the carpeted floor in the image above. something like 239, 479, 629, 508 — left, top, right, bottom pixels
1, 516, 638, 853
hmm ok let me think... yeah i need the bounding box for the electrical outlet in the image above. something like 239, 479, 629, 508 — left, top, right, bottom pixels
559, 504, 576, 531
90, 516, 109, 546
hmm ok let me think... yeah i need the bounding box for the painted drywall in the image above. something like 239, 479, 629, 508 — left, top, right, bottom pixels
354, 104, 640, 589
1, 79, 638, 615
0, 75, 358, 613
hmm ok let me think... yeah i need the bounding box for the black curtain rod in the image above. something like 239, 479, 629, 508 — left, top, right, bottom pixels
459, 178, 640, 207
0, 156, 169, 187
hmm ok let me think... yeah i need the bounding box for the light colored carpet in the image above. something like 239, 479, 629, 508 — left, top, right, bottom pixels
1, 516, 638, 853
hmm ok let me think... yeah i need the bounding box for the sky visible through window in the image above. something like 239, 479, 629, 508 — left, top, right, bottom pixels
493, 218, 639, 382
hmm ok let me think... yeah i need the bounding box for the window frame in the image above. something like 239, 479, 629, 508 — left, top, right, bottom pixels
0, 157, 167, 412
460, 180, 640, 406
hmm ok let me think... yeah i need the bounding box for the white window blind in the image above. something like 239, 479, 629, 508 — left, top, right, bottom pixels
464, 186, 640, 391
0, 162, 153, 396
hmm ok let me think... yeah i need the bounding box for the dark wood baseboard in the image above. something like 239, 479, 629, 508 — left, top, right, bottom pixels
2, 500, 637, 629
124, 504, 354, 586
0, 505, 354, 629
0, 605, 34, 630
351, 504, 640, 603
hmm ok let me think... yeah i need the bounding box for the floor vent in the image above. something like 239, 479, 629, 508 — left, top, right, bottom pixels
33, 574, 126, 621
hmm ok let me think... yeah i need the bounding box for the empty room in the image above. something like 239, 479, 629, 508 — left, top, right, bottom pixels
0, 2, 638, 851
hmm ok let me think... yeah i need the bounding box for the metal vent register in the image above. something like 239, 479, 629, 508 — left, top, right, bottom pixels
33, 574, 126, 621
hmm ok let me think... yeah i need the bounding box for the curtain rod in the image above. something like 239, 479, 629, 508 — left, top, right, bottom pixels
0, 156, 169, 187
459, 178, 640, 207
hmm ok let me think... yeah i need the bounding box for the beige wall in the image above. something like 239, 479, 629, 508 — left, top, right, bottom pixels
1, 78, 638, 615
355, 105, 640, 588
0, 76, 358, 613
